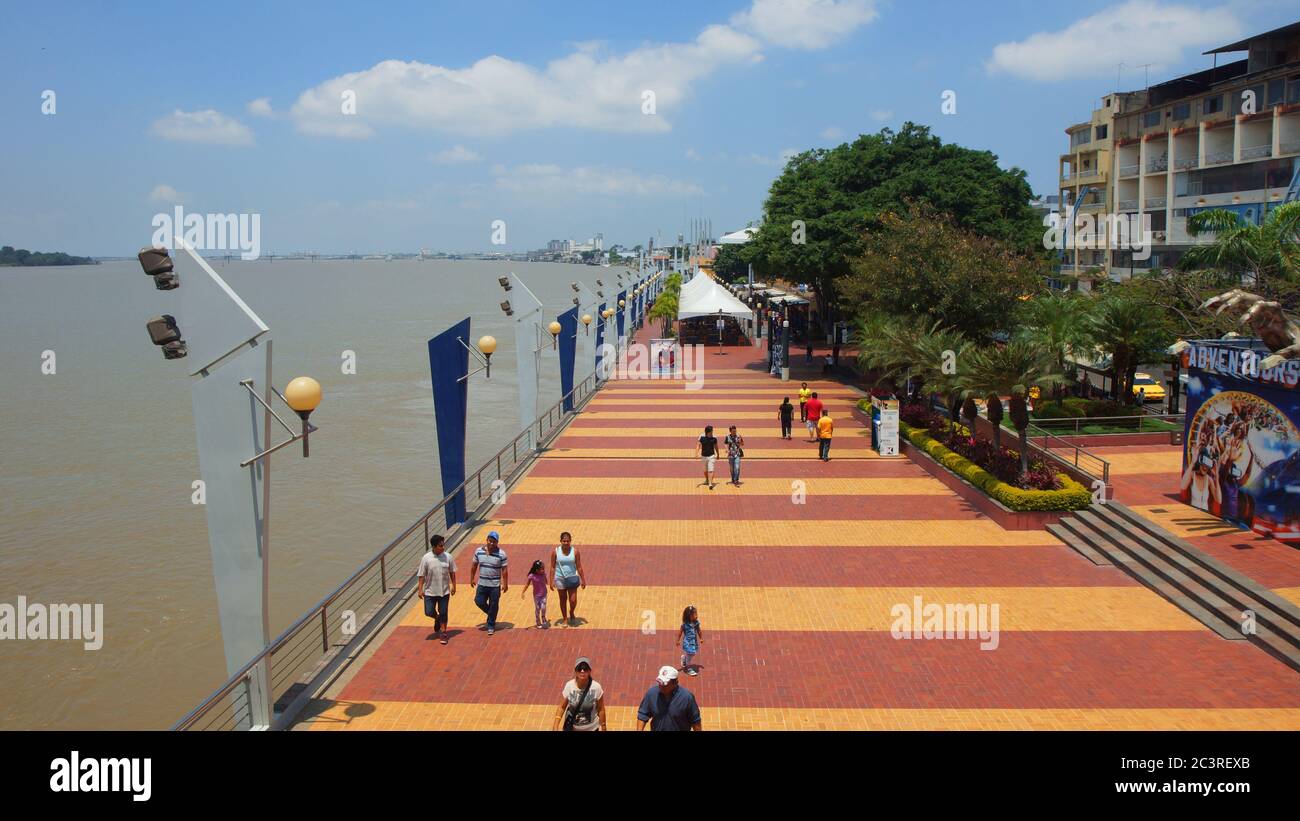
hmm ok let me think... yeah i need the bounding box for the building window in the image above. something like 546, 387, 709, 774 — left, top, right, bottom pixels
1203, 94, 1223, 115
1267, 79, 1285, 107
1234, 85, 1265, 114
1172, 102, 1190, 120
1095, 124, 1108, 140
1142, 110, 1161, 128
1289, 77, 1300, 104
1071, 130, 1091, 148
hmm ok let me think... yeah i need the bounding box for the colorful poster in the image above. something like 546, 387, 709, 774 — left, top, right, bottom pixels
1182, 343, 1300, 543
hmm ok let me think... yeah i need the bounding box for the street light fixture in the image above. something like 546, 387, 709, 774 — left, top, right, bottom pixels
457, 334, 497, 383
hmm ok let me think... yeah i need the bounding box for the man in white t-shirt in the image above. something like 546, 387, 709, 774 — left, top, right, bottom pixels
416, 534, 457, 645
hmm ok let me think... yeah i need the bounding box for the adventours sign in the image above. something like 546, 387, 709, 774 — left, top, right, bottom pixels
1182, 343, 1300, 544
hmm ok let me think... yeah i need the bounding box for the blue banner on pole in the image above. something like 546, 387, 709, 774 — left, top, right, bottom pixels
428, 318, 470, 528
617, 290, 627, 340
595, 302, 607, 375
558, 306, 578, 412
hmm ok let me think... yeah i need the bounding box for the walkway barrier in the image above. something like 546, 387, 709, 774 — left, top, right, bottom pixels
173, 372, 603, 731
1025, 422, 1111, 486
1030, 413, 1184, 436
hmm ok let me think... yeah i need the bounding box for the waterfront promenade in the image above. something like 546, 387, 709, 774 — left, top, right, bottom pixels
297, 326, 1300, 731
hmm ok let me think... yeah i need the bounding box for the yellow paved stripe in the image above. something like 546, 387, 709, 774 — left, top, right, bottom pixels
467, 518, 1060, 546
395, 585, 1198, 631
1274, 587, 1300, 608
590, 398, 861, 406
560, 427, 855, 437
582, 407, 863, 415
304, 701, 1300, 731
511, 476, 948, 495
1105, 451, 1184, 475
1127, 505, 1247, 539
542, 448, 878, 459
599, 389, 861, 397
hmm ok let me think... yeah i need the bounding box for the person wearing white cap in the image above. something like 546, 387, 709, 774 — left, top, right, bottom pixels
470, 530, 508, 635
553, 657, 605, 732
636, 665, 702, 731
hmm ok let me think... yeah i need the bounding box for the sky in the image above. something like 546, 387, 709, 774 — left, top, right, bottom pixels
2, 0, 1297, 256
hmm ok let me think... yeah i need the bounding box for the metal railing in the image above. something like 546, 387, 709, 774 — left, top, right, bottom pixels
1174, 157, 1198, 170
1281, 140, 1300, 156
1205, 150, 1233, 165
1241, 144, 1272, 160
1119, 164, 1140, 177
1024, 422, 1111, 484
1118, 198, 1138, 210
1145, 196, 1167, 208
172, 370, 604, 731
1146, 157, 1168, 172
1028, 413, 1184, 437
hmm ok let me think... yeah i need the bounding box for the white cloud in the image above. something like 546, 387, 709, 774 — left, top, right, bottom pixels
732, 0, 879, 50
247, 97, 274, 117
148, 184, 181, 202
869, 109, 892, 122
431, 145, 482, 164
490, 164, 703, 197
820, 126, 844, 140
685, 147, 702, 161
149, 109, 255, 146
986, 1, 1242, 82
289, 24, 761, 138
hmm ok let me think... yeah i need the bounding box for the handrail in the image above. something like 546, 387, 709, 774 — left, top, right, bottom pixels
1030, 413, 1183, 437
1024, 422, 1111, 485
173, 369, 604, 730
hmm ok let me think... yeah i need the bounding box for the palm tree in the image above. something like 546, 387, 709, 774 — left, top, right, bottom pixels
1178, 200, 1300, 295
1084, 295, 1170, 401
647, 289, 678, 337
854, 315, 969, 417
959, 341, 1064, 475
1015, 290, 1095, 400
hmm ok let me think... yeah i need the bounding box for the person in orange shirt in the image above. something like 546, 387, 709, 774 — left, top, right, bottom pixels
817, 410, 834, 462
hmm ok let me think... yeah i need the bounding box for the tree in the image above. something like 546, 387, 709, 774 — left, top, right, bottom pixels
745, 122, 1044, 328
959, 341, 1064, 475
712, 243, 749, 282
840, 203, 1045, 343
1178, 201, 1300, 297
855, 313, 970, 420
1015, 290, 1095, 399
1084, 294, 1171, 401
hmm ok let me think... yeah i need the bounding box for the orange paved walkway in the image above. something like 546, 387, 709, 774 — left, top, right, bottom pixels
297, 328, 1300, 731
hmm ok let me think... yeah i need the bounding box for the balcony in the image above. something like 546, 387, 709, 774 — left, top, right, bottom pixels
1241, 144, 1272, 160
1144, 196, 1168, 208
1119, 163, 1140, 177
1079, 200, 1106, 211
1074, 169, 1102, 181
1282, 139, 1300, 155
1174, 157, 1198, 170
1205, 150, 1233, 165
1118, 198, 1138, 210
1146, 157, 1168, 172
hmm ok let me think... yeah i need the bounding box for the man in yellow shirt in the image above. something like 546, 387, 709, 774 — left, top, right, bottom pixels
798, 383, 811, 422
817, 410, 834, 462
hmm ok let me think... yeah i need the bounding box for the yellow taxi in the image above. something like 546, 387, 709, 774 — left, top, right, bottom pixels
1131, 373, 1166, 403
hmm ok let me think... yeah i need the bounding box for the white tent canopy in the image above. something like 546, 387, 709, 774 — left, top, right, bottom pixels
678, 277, 753, 319
718, 227, 757, 244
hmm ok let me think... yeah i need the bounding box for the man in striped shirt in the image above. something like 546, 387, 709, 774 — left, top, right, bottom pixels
470, 530, 509, 635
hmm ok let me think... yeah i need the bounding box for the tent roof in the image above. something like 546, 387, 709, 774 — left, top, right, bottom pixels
678, 277, 753, 319
718, 227, 757, 244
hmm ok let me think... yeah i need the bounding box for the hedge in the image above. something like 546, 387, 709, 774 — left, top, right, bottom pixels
898, 421, 1092, 512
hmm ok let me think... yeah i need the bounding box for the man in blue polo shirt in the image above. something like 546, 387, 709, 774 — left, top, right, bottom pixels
470, 530, 509, 635
636, 665, 702, 731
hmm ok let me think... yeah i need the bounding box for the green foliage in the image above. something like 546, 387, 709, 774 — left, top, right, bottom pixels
712, 243, 749, 282
839, 204, 1045, 343
899, 422, 1091, 511
1178, 200, 1300, 295
0, 245, 95, 266
745, 123, 1043, 324
1084, 294, 1170, 400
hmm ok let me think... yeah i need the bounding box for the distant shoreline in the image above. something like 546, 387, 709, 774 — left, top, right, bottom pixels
0, 246, 98, 267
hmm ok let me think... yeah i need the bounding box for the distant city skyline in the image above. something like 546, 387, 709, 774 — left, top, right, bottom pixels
3, 0, 1296, 255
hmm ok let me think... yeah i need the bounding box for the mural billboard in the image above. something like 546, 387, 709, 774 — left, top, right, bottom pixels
1181, 340, 1300, 544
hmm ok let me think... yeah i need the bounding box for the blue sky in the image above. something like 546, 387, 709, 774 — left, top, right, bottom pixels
2, 0, 1296, 255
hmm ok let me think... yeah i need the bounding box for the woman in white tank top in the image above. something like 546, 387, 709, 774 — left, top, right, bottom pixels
550, 531, 587, 627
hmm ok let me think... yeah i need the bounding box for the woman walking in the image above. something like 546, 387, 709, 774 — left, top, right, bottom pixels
553, 656, 606, 731
550, 531, 587, 626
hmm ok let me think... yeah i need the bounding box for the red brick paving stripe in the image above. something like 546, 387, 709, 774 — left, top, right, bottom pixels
571, 418, 803, 429
452, 544, 1140, 587
552, 435, 877, 449
1182, 533, 1300, 588
585, 402, 864, 413
497, 493, 984, 520
529, 458, 926, 478
341, 627, 1300, 709
1110, 475, 1181, 507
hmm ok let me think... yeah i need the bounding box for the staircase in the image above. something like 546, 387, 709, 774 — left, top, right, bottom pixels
1048, 502, 1300, 673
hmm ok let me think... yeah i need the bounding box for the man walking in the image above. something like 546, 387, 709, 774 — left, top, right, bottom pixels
470, 530, 508, 635
778, 396, 795, 440
817, 409, 834, 461
804, 391, 824, 442
636, 666, 702, 731
416, 534, 457, 644
798, 382, 811, 422
724, 425, 745, 486
696, 425, 720, 490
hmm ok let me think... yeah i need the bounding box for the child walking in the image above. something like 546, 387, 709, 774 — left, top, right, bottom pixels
677, 605, 703, 676
524, 560, 549, 628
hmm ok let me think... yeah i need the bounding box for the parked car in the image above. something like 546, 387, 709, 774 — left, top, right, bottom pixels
1131, 373, 1166, 403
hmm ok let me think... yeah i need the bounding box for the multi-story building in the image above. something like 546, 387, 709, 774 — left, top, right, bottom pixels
1057, 20, 1300, 289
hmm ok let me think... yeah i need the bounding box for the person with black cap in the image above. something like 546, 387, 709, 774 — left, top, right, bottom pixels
554, 657, 605, 732
636, 665, 702, 731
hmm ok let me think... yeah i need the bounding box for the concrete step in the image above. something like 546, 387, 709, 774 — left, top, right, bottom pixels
1046, 522, 1110, 566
